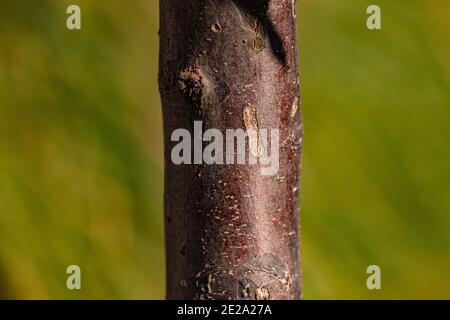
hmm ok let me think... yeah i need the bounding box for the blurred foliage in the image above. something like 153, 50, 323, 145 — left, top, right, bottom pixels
0, 0, 449, 299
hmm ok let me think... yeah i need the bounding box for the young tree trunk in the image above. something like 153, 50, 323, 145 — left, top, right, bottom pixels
159, 0, 303, 300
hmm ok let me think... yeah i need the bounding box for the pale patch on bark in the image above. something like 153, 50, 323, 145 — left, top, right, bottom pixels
255, 287, 270, 300
290, 97, 299, 119
243, 105, 264, 157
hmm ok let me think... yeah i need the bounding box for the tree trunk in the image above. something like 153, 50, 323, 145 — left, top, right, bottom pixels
159, 0, 303, 300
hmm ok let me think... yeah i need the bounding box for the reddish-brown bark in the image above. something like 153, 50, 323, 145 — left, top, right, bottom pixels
159, 0, 303, 300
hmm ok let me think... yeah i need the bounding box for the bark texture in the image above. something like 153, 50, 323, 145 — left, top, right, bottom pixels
159, 0, 303, 300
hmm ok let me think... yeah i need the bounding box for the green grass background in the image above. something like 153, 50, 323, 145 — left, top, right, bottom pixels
0, 0, 449, 299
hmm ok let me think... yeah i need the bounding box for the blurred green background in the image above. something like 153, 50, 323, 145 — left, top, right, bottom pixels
0, 0, 449, 299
